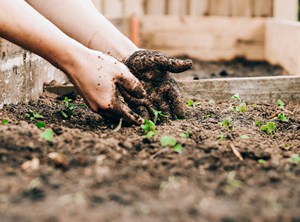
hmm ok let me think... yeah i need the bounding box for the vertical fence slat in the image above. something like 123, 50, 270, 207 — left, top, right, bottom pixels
253, 0, 273, 17
231, 0, 252, 17
209, 0, 232, 16
102, 0, 123, 18
122, 0, 144, 16
188, 0, 209, 16
273, 0, 298, 21
146, 0, 167, 15
167, 0, 188, 15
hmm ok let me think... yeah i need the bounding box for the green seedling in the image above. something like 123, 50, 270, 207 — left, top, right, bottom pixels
36, 121, 46, 129
240, 135, 250, 139
289, 154, 300, 165
232, 94, 240, 100
160, 136, 183, 153
260, 122, 276, 135
61, 97, 77, 119
219, 117, 234, 130
187, 99, 194, 107
236, 102, 247, 112
79, 103, 88, 108
258, 159, 267, 164
1, 119, 9, 125
209, 99, 215, 104
255, 121, 263, 126
25, 110, 44, 121
277, 99, 285, 109
141, 119, 156, 139
152, 109, 166, 124
231, 94, 247, 112
277, 113, 289, 122
181, 130, 191, 139
217, 133, 226, 142
40, 128, 54, 142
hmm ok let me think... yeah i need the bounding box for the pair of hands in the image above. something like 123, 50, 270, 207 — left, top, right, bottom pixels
71, 50, 192, 125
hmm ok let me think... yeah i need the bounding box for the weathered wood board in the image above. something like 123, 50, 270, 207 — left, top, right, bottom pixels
265, 19, 300, 75
178, 76, 300, 103
139, 16, 265, 61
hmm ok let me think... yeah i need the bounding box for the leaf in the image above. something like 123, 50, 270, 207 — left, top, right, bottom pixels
64, 97, 70, 108
236, 102, 247, 112
260, 122, 276, 135
40, 128, 54, 142
277, 99, 285, 109
36, 121, 46, 129
181, 131, 191, 138
60, 110, 69, 119
1, 119, 9, 125
240, 135, 250, 139
173, 144, 183, 153
289, 154, 300, 165
32, 112, 44, 119
255, 121, 263, 126
187, 100, 194, 107
258, 159, 267, 164
145, 131, 155, 140
277, 113, 289, 122
79, 104, 88, 108
152, 109, 165, 124
160, 136, 177, 147
232, 94, 240, 100
141, 120, 156, 133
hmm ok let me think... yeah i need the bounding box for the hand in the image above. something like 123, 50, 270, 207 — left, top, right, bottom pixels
123, 50, 193, 119
67, 49, 150, 125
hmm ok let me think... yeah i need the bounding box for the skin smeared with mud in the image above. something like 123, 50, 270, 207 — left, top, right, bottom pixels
123, 50, 193, 119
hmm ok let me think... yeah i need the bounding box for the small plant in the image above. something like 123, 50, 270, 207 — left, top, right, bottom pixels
1, 119, 9, 125
277, 99, 285, 109
187, 99, 194, 107
152, 109, 166, 124
219, 117, 234, 130
217, 133, 226, 142
25, 110, 44, 121
240, 135, 250, 139
277, 113, 289, 122
181, 130, 191, 139
258, 159, 267, 164
60, 97, 77, 119
260, 122, 276, 135
36, 121, 46, 129
289, 154, 300, 165
40, 128, 54, 142
255, 121, 263, 126
141, 119, 156, 139
160, 136, 183, 153
231, 94, 247, 112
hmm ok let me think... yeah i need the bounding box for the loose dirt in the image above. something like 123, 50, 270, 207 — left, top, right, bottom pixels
0, 91, 299, 222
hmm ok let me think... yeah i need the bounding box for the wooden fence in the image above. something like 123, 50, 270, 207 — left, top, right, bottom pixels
92, 0, 298, 20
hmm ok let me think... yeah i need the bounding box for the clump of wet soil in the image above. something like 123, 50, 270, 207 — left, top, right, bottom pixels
175, 57, 287, 80
0, 92, 299, 222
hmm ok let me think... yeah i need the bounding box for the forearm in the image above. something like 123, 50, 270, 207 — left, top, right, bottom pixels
0, 0, 84, 74
26, 0, 138, 60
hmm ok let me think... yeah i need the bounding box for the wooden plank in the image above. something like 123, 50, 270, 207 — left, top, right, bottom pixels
139, 16, 265, 61
209, 0, 232, 16
167, 0, 188, 15
102, 0, 123, 18
253, 0, 273, 17
273, 0, 298, 21
231, 0, 252, 17
122, 0, 144, 17
178, 76, 300, 103
145, 0, 167, 15
265, 19, 300, 75
188, 0, 209, 16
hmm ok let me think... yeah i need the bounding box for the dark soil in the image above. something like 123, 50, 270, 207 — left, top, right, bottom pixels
175, 57, 287, 80
0, 91, 299, 222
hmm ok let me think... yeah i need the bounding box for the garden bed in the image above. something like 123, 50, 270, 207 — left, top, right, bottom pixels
0, 90, 299, 221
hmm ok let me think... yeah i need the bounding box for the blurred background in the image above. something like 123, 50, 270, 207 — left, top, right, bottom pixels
91, 0, 299, 21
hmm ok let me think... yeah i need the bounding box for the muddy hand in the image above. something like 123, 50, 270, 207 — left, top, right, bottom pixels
123, 50, 193, 119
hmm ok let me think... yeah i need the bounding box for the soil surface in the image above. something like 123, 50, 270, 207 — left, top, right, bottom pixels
175, 57, 287, 80
0, 91, 299, 222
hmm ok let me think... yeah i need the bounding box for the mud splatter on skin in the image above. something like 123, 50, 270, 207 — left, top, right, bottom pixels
124, 50, 192, 119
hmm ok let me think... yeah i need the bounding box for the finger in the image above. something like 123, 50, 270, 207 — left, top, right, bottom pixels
125, 50, 193, 74
117, 71, 147, 99
166, 81, 186, 119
